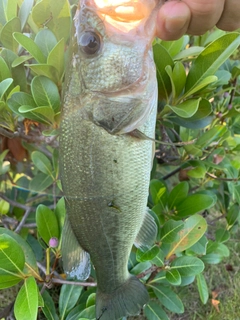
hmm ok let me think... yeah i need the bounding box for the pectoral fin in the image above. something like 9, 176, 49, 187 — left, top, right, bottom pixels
61, 217, 91, 280
134, 209, 157, 249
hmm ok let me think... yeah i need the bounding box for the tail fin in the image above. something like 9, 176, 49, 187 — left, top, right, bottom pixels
96, 276, 149, 320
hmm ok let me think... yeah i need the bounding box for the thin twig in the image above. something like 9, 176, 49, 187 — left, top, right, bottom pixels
0, 128, 19, 139
0, 192, 35, 211
52, 278, 97, 287
15, 208, 32, 233
162, 166, 182, 180
206, 172, 238, 182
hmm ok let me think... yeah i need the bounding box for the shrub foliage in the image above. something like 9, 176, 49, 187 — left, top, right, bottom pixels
0, 0, 240, 319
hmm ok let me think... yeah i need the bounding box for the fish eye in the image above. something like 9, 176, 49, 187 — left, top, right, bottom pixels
79, 31, 101, 55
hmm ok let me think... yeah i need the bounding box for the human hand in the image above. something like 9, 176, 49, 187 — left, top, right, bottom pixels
156, 0, 240, 40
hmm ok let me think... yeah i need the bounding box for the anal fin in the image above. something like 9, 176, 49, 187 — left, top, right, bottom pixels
134, 209, 157, 249
61, 216, 91, 280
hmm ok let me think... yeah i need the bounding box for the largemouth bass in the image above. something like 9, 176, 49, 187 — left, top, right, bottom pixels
59, 1, 160, 319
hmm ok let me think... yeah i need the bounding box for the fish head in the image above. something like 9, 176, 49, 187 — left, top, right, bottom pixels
65, 0, 161, 134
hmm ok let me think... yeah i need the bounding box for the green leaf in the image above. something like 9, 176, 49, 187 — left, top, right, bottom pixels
86, 293, 96, 308
196, 273, 209, 304
27, 63, 59, 83
31, 76, 60, 112
149, 179, 167, 206
0, 234, 25, 277
226, 204, 240, 228
170, 256, 204, 276
79, 305, 96, 319
166, 214, 207, 259
186, 235, 208, 255
59, 284, 83, 319
150, 284, 184, 313
55, 197, 66, 240
130, 261, 152, 276
0, 17, 21, 52
184, 75, 217, 98
153, 43, 174, 100
196, 125, 227, 149
168, 182, 189, 209
18, 0, 34, 30
175, 194, 216, 218
48, 37, 65, 79
173, 46, 204, 61
36, 204, 59, 245
160, 220, 184, 244
201, 253, 222, 264
0, 227, 39, 276
166, 269, 181, 286
0, 78, 13, 99
0, 274, 23, 289
32, 0, 71, 42
0, 55, 11, 82
31, 151, 53, 176
29, 172, 54, 192
19, 105, 55, 124
172, 61, 186, 97
136, 245, 160, 262
144, 300, 169, 320
185, 33, 240, 93
151, 249, 165, 267
161, 36, 186, 58
34, 29, 58, 58
187, 166, 206, 179
14, 277, 38, 320
169, 98, 201, 118
13, 32, 46, 63
42, 290, 59, 320
215, 228, 230, 243
0, 199, 10, 214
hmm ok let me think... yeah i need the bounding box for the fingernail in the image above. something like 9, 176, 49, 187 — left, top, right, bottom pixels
165, 16, 187, 33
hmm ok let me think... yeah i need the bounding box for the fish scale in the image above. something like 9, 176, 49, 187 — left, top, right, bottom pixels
59, 0, 161, 319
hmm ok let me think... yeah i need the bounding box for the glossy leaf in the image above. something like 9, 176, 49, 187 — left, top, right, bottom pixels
36, 204, 59, 245
166, 269, 181, 286
42, 290, 59, 320
14, 277, 38, 320
48, 37, 65, 79
166, 214, 207, 259
79, 305, 96, 319
13, 32, 46, 63
226, 204, 240, 228
215, 228, 230, 243
29, 173, 54, 192
150, 284, 184, 313
169, 98, 200, 118
18, 0, 34, 30
196, 125, 227, 149
0, 56, 11, 81
185, 33, 240, 93
31, 151, 53, 176
170, 256, 205, 276
175, 193, 216, 218
0, 234, 25, 277
186, 235, 208, 255
136, 245, 160, 262
160, 220, 184, 244
0, 78, 13, 99
196, 273, 209, 304
0, 227, 39, 276
34, 29, 58, 58
59, 284, 83, 319
144, 300, 169, 320
153, 43, 174, 100
31, 75, 60, 112
151, 249, 165, 267
0, 17, 21, 52
149, 179, 167, 206
168, 182, 189, 209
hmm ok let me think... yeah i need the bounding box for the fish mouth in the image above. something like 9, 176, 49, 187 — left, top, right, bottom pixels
85, 0, 158, 32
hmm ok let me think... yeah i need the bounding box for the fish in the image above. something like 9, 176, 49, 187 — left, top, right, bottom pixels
59, 0, 161, 319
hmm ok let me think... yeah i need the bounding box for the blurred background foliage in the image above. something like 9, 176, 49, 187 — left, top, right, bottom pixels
0, 0, 240, 319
